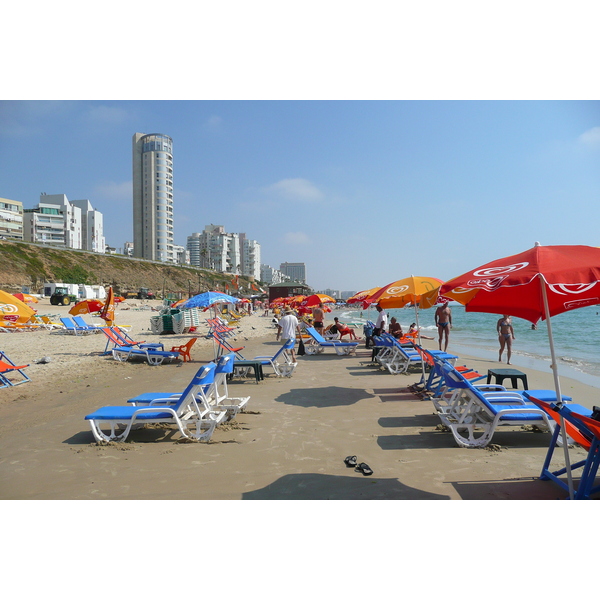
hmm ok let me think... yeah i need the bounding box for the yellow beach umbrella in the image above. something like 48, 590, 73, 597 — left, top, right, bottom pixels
0, 290, 36, 325
369, 276, 444, 309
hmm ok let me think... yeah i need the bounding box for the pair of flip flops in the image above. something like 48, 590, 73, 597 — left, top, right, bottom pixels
344, 455, 373, 476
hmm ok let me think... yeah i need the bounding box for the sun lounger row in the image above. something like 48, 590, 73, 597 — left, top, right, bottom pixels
431, 359, 575, 449
371, 333, 421, 374
85, 356, 250, 443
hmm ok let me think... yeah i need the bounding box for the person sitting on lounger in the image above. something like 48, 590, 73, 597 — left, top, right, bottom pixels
389, 317, 403, 339
333, 317, 358, 340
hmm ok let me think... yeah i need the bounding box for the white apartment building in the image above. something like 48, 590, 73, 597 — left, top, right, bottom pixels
24, 193, 82, 248
173, 244, 190, 265
260, 264, 290, 285
0, 197, 24, 240
238, 232, 261, 280
23, 194, 105, 252
132, 132, 174, 263
71, 198, 106, 253
187, 225, 243, 274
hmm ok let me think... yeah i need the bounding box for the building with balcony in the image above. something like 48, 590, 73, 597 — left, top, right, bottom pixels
260, 264, 290, 285
23, 193, 82, 248
132, 132, 174, 262
0, 197, 24, 240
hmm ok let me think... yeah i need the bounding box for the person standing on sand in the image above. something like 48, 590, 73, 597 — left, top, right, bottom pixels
497, 314, 515, 364
277, 309, 302, 361
312, 303, 325, 335
435, 301, 452, 351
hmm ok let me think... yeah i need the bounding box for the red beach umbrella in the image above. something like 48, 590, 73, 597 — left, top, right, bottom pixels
69, 299, 104, 315
13, 292, 38, 304
298, 293, 336, 308
435, 242, 600, 498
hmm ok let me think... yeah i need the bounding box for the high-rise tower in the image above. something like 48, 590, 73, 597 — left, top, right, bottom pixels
132, 132, 174, 262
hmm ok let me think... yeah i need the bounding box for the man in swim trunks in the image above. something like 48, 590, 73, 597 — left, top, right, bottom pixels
435, 301, 452, 351
497, 314, 515, 364
312, 303, 325, 335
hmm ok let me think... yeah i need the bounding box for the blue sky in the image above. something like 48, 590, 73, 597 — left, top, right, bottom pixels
2, 4, 599, 294
1, 100, 598, 292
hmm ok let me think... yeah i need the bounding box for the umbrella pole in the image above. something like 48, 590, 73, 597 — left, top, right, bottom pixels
414, 303, 426, 383
540, 275, 574, 499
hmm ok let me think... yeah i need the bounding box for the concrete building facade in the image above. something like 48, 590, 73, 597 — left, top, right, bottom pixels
0, 197, 24, 240
280, 261, 306, 283
132, 132, 174, 262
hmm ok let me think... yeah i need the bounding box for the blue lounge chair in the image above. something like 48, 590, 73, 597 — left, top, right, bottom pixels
72, 315, 102, 333
250, 339, 297, 377
127, 353, 250, 419
374, 334, 421, 374
527, 397, 600, 500
304, 327, 358, 356
112, 345, 180, 366
60, 316, 94, 335
101, 326, 164, 355
85, 362, 227, 443
0, 350, 30, 388
434, 363, 554, 448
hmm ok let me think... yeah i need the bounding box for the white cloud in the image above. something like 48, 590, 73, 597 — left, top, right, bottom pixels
82, 104, 129, 125
578, 126, 600, 147
93, 180, 132, 201
204, 115, 223, 130
262, 178, 324, 202
283, 231, 311, 245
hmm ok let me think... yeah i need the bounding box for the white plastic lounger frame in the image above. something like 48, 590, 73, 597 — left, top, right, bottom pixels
85, 363, 227, 443
304, 327, 358, 356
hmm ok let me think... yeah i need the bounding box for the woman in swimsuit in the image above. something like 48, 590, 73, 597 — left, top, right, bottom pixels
497, 315, 515, 364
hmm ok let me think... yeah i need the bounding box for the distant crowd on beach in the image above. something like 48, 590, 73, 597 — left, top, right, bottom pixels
263, 299, 518, 366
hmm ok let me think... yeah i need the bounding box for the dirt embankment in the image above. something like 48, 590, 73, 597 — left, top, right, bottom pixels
0, 240, 255, 297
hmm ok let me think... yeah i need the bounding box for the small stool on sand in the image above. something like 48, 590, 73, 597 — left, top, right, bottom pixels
229, 360, 265, 384
486, 367, 528, 390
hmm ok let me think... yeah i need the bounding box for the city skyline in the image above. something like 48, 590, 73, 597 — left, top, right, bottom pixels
1, 100, 599, 293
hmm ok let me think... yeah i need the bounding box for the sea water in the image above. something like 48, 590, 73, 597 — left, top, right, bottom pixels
338, 304, 600, 389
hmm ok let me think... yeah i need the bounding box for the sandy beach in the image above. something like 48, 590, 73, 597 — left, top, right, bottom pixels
1, 297, 598, 502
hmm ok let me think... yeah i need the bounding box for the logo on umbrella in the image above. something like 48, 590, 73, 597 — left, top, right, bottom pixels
549, 282, 598, 296
385, 285, 410, 295
472, 262, 529, 277
0, 303, 18, 314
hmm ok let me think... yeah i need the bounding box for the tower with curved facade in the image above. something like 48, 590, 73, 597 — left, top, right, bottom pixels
132, 133, 174, 262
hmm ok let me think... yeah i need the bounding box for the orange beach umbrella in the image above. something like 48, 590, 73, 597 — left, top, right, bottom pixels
99, 286, 115, 326
368, 276, 444, 309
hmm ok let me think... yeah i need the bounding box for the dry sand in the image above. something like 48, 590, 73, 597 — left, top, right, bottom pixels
1, 297, 598, 501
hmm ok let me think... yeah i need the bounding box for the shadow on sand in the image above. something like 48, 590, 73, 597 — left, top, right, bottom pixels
274, 386, 376, 408
242, 472, 450, 500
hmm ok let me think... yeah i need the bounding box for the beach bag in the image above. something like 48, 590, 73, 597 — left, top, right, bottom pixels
298, 338, 306, 356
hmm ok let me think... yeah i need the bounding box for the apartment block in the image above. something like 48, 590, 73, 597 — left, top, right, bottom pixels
0, 197, 24, 240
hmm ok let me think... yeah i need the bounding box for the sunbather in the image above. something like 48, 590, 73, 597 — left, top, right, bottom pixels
332, 317, 358, 340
